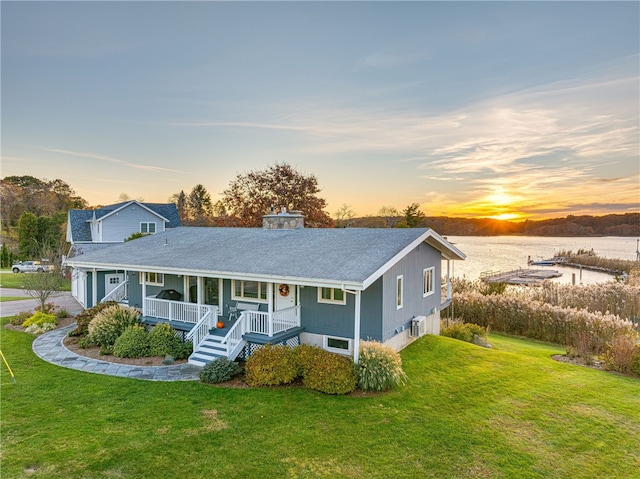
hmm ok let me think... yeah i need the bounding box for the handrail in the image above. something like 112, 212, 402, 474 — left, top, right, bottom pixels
186, 309, 215, 350
101, 280, 128, 303
221, 312, 247, 358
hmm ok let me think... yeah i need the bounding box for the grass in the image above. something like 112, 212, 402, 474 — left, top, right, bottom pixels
0, 269, 71, 291
0, 296, 29, 302
1, 322, 639, 479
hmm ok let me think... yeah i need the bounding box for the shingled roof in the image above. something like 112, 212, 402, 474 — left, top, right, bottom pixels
66, 226, 465, 289
67, 201, 181, 243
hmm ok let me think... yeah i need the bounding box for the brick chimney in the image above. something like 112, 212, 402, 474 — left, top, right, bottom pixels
262, 207, 304, 229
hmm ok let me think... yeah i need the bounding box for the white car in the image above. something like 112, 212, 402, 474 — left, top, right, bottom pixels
11, 261, 52, 273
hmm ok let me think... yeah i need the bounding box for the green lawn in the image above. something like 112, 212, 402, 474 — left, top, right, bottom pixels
0, 296, 29, 302
0, 270, 71, 291
1, 324, 639, 479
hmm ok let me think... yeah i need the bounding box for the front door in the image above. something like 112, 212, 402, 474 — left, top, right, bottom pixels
275, 283, 295, 311
105, 273, 125, 297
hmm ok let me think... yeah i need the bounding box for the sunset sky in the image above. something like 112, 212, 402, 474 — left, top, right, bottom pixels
2, 2, 638, 220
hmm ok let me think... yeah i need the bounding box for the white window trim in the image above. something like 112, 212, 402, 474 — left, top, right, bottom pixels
140, 222, 156, 234
323, 336, 352, 355
139, 272, 164, 286
423, 267, 435, 297
397, 275, 403, 310
231, 280, 268, 303
317, 287, 347, 305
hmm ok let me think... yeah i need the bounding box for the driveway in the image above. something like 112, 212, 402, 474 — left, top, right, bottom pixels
0, 288, 83, 317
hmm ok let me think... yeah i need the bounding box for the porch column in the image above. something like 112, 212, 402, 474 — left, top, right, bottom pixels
141, 273, 147, 316
353, 290, 361, 364
267, 283, 274, 337
92, 268, 98, 307
447, 259, 452, 299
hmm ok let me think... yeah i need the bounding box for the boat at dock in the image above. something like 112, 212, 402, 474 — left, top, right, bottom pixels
480, 268, 563, 285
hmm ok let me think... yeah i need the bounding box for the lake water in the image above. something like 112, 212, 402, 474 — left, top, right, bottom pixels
445, 236, 639, 285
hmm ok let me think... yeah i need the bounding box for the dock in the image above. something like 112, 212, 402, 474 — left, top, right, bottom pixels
480, 268, 562, 285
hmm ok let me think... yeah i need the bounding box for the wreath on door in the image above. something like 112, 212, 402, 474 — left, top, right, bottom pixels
279, 284, 290, 297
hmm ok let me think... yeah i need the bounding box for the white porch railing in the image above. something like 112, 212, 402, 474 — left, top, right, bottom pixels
221, 305, 301, 358
186, 308, 216, 350
441, 281, 452, 304
101, 280, 128, 304
144, 297, 218, 324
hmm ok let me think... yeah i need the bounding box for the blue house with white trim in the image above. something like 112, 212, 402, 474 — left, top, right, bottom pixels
65, 200, 181, 307
65, 210, 465, 365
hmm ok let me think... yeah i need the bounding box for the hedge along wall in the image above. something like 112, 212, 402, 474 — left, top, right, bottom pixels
451, 292, 637, 354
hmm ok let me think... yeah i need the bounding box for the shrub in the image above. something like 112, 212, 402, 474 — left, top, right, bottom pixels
69, 301, 118, 337
22, 311, 57, 328
244, 344, 298, 387
357, 340, 407, 392
200, 358, 240, 384
88, 304, 140, 347
25, 322, 58, 335
171, 340, 193, 360
292, 344, 324, 376
77, 336, 94, 349
35, 302, 56, 314
302, 351, 357, 395
601, 336, 640, 374
148, 323, 192, 359
113, 325, 151, 358
10, 310, 32, 326
631, 349, 640, 377
149, 323, 177, 356
441, 322, 486, 344
56, 308, 69, 319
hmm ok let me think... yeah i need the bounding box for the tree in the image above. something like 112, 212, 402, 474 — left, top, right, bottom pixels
23, 267, 67, 311
378, 206, 400, 228
17, 212, 64, 259
187, 184, 214, 225
334, 204, 356, 228
400, 203, 426, 228
221, 163, 333, 227
169, 190, 188, 224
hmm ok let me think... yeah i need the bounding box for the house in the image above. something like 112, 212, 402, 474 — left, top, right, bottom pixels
65, 210, 465, 365
65, 200, 181, 307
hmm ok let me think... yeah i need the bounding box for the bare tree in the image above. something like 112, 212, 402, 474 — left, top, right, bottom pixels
334, 204, 356, 228
378, 206, 400, 228
22, 245, 68, 311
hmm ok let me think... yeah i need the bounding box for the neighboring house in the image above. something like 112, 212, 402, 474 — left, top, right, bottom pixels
65, 210, 465, 366
65, 200, 181, 307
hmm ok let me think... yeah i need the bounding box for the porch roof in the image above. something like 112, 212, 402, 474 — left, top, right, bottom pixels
65, 226, 465, 289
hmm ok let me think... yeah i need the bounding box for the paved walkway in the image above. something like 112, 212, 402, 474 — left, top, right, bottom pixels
32, 324, 202, 381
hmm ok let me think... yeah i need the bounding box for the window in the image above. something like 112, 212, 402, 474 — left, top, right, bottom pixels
139, 272, 164, 286
317, 287, 346, 305
396, 275, 403, 309
423, 267, 435, 297
232, 280, 267, 302
204, 277, 220, 306
140, 222, 156, 234
323, 336, 352, 355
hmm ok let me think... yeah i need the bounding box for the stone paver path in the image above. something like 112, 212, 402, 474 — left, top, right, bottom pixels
32, 324, 202, 381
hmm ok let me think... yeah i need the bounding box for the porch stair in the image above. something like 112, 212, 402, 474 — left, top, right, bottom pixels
188, 333, 246, 367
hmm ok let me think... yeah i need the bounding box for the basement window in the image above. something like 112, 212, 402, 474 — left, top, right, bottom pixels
324, 336, 352, 355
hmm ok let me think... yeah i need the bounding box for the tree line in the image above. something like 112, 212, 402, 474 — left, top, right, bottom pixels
2, 166, 638, 266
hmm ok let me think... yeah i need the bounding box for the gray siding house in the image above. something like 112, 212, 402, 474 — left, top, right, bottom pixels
65, 210, 465, 366
65, 200, 181, 307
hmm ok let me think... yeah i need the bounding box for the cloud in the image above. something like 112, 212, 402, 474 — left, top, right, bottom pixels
355, 48, 424, 69
37, 147, 185, 174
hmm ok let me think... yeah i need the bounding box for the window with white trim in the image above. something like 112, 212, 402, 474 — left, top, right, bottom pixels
323, 336, 352, 355
140, 222, 156, 234
396, 275, 403, 309
232, 280, 267, 302
317, 287, 346, 305
423, 267, 435, 297
139, 272, 164, 286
